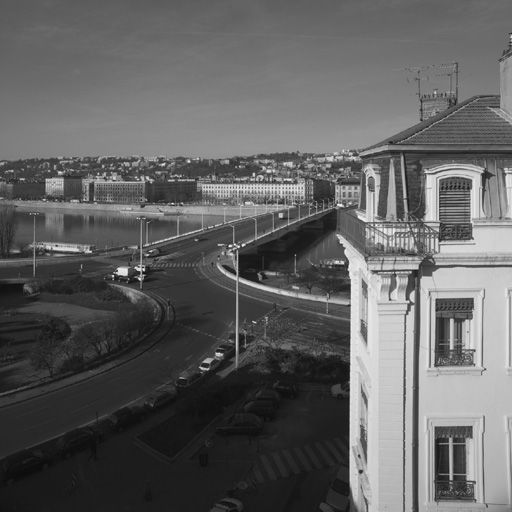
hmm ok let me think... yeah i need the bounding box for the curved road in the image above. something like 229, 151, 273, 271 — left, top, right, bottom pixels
0, 210, 349, 458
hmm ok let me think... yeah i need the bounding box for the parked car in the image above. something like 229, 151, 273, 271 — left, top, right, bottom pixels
198, 357, 221, 374
144, 386, 177, 410
175, 371, 203, 390
107, 406, 146, 431
272, 380, 298, 399
250, 388, 281, 405
1, 448, 50, 484
216, 413, 263, 436
330, 382, 350, 399
214, 344, 236, 361
240, 399, 277, 421
325, 466, 350, 512
210, 496, 244, 512
55, 427, 96, 458
103, 272, 117, 281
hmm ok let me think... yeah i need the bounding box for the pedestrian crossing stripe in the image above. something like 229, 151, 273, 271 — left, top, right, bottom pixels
151, 262, 198, 269
249, 437, 348, 485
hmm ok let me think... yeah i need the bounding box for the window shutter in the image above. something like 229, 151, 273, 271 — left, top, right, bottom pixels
439, 178, 471, 225
435, 426, 473, 439
436, 298, 474, 319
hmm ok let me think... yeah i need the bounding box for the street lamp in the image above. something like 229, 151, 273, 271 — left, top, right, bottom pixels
230, 244, 241, 370
223, 207, 226, 224
239, 204, 243, 219
251, 217, 257, 240
287, 206, 291, 226
136, 216, 145, 290
145, 219, 153, 246
176, 214, 180, 236
294, 253, 297, 275
201, 210, 204, 230
29, 212, 39, 277
271, 212, 275, 232
230, 224, 236, 244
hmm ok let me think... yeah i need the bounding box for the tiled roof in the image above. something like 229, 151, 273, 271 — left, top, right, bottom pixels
365, 95, 512, 150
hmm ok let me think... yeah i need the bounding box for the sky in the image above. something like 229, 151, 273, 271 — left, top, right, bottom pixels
1, 0, 511, 160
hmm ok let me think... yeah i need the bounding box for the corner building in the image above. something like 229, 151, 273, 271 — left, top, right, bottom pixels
337, 36, 512, 512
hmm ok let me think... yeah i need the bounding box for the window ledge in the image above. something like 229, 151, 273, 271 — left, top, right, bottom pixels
440, 240, 476, 246
425, 502, 486, 512
427, 366, 485, 376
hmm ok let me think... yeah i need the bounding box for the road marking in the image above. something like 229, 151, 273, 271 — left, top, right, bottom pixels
324, 439, 344, 462
315, 441, 337, 466
292, 446, 312, 471
259, 454, 278, 480
281, 449, 301, 475
303, 444, 324, 469
271, 452, 289, 478
333, 437, 348, 464
253, 466, 265, 483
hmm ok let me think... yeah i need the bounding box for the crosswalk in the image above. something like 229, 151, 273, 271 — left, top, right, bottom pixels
248, 436, 348, 485
151, 261, 199, 269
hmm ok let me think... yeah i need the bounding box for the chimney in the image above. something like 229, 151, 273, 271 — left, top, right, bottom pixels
500, 32, 512, 114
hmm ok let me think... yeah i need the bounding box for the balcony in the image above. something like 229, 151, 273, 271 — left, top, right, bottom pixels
435, 480, 476, 501
360, 319, 368, 343
337, 209, 439, 257
440, 223, 473, 241
435, 348, 475, 367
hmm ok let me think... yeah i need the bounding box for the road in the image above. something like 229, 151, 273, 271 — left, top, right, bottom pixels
0, 210, 349, 458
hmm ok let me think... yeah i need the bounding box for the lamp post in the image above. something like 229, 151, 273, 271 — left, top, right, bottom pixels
223, 207, 226, 224
294, 253, 297, 275
287, 206, 291, 226
230, 245, 241, 370
201, 210, 204, 230
308, 204, 311, 216
29, 212, 39, 277
230, 224, 236, 244
136, 216, 145, 290
322, 199, 325, 211
176, 214, 180, 236
252, 217, 257, 240
145, 220, 153, 245
271, 212, 275, 232
239, 204, 243, 219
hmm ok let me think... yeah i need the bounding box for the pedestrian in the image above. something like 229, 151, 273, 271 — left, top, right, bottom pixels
273, 302, 277, 312
211, 261, 214, 268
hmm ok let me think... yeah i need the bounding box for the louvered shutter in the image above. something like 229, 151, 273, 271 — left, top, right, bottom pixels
439, 178, 472, 240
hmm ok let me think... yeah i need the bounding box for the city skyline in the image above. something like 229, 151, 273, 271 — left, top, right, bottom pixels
1, 0, 511, 160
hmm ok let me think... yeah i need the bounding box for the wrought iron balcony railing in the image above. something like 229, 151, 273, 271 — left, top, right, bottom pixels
435, 348, 475, 367
360, 319, 368, 343
359, 422, 368, 460
435, 480, 476, 501
440, 223, 473, 241
337, 209, 439, 257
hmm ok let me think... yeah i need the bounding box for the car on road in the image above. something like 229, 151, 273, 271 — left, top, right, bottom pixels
330, 382, 350, 399
55, 427, 96, 458
214, 344, 236, 361
215, 413, 263, 436
198, 357, 221, 374
144, 248, 160, 258
175, 371, 203, 390
144, 385, 178, 410
134, 264, 149, 274
272, 380, 298, 399
107, 405, 147, 431
1, 448, 50, 484
209, 497, 244, 512
240, 399, 277, 421
325, 466, 350, 512
103, 272, 117, 281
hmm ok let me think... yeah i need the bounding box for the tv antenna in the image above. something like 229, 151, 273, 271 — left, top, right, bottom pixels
400, 62, 459, 120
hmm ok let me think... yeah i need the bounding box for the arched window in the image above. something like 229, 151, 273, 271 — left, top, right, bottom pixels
439, 177, 472, 240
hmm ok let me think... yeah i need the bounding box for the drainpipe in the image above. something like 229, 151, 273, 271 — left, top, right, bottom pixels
412, 265, 421, 512
400, 152, 410, 220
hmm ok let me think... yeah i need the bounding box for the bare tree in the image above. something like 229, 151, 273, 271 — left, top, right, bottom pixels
0, 204, 17, 258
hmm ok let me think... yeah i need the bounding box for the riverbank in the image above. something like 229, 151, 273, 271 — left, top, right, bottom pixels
11, 199, 281, 217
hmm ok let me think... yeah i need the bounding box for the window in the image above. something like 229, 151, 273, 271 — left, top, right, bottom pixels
435, 298, 474, 366
427, 417, 483, 504
439, 177, 472, 240
360, 388, 368, 460
435, 426, 475, 501
360, 279, 368, 343
427, 289, 484, 373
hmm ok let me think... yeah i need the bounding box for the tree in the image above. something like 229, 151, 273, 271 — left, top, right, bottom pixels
0, 203, 17, 258
296, 266, 320, 294
29, 318, 70, 377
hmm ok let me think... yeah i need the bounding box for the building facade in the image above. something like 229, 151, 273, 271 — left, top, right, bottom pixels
92, 180, 146, 204
200, 178, 333, 204
337, 36, 512, 512
335, 177, 361, 206
45, 176, 82, 200
146, 179, 198, 203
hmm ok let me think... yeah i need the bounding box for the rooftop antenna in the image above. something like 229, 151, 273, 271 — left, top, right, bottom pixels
400, 62, 459, 120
